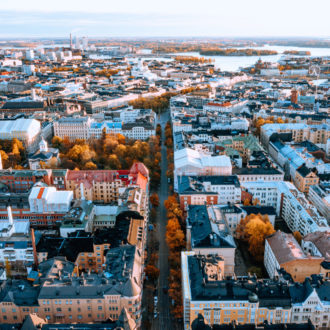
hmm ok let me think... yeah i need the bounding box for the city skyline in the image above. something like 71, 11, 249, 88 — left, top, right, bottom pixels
0, 0, 329, 38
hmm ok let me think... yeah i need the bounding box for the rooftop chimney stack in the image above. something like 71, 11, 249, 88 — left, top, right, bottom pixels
80, 183, 85, 200
7, 206, 14, 227
31, 228, 39, 267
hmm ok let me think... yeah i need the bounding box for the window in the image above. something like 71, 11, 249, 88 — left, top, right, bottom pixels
78, 315, 82, 320
98, 306, 102, 310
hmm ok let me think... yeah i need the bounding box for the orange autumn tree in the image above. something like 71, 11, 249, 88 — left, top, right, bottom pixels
149, 193, 160, 207
164, 195, 185, 319
237, 213, 275, 261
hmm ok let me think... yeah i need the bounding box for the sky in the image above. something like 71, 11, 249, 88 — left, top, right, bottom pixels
0, 0, 329, 38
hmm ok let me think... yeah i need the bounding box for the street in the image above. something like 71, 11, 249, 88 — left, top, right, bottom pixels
153, 111, 174, 330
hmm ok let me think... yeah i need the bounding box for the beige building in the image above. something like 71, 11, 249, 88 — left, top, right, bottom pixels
0, 246, 142, 327
294, 165, 319, 193
261, 123, 330, 149
264, 231, 324, 282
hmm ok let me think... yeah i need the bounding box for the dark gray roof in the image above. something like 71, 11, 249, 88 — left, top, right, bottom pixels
188, 205, 235, 249
188, 254, 291, 308
233, 167, 282, 175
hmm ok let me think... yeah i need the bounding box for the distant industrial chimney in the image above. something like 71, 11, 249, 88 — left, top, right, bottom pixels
70, 33, 73, 50
31, 228, 39, 267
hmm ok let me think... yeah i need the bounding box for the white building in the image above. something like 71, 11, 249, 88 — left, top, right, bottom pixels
122, 122, 155, 140
241, 181, 329, 235
25, 49, 34, 60
89, 122, 122, 139
308, 185, 330, 222
290, 284, 330, 329
234, 167, 284, 184
29, 186, 73, 214
203, 100, 248, 113
174, 148, 232, 191
22, 64, 35, 75
0, 118, 41, 151
0, 207, 33, 267
240, 181, 282, 215
280, 182, 328, 236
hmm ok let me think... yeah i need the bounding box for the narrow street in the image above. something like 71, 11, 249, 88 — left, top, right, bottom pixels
153, 111, 173, 330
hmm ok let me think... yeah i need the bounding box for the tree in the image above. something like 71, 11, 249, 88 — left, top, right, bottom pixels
84, 161, 97, 170
252, 198, 260, 206
0, 150, 8, 167
149, 193, 160, 207
164, 195, 178, 210
145, 265, 160, 282
243, 198, 251, 206
293, 231, 302, 245
52, 136, 63, 149
237, 214, 275, 261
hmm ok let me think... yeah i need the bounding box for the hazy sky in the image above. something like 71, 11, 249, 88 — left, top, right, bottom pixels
0, 0, 329, 38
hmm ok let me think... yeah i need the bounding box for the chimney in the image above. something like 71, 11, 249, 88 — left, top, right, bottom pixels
31, 89, 36, 101
7, 206, 14, 227
31, 228, 39, 267
80, 183, 85, 200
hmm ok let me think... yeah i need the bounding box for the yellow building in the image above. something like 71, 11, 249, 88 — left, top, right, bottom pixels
0, 247, 142, 327
182, 251, 291, 329
294, 165, 319, 193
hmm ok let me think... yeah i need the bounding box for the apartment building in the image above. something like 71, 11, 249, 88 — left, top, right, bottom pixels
88, 122, 122, 139
186, 205, 236, 275
0, 247, 143, 326
233, 167, 284, 183
290, 277, 330, 329
308, 185, 330, 221
0, 169, 67, 193
121, 121, 155, 140
0, 186, 73, 228
264, 231, 324, 282
0, 207, 33, 272
240, 181, 283, 215
178, 175, 240, 210
182, 251, 292, 329
65, 163, 149, 203
260, 123, 330, 150
280, 182, 328, 236
241, 181, 328, 235
301, 231, 330, 277
294, 165, 319, 193
53, 117, 92, 141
